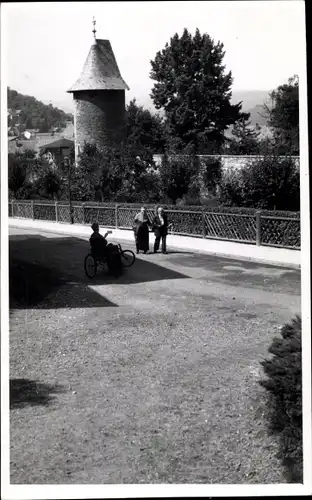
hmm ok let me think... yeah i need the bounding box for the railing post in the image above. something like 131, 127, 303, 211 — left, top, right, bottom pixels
82, 203, 85, 225
55, 201, 59, 222
31, 200, 34, 220
12, 199, 16, 218
115, 204, 119, 228
256, 210, 261, 246
202, 210, 206, 238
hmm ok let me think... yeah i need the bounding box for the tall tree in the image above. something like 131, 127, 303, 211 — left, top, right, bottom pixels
125, 99, 166, 153
262, 75, 299, 155
150, 28, 248, 153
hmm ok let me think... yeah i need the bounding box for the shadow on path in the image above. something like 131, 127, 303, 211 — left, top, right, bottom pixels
10, 379, 65, 409
9, 234, 188, 309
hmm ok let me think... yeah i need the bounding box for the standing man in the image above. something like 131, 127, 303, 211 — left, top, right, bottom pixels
153, 207, 171, 254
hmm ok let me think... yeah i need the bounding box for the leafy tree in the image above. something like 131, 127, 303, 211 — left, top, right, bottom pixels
71, 142, 160, 203
32, 167, 62, 200
262, 75, 299, 155
227, 118, 260, 154
8, 160, 27, 198
159, 153, 196, 204
125, 99, 166, 153
150, 28, 248, 153
42, 171, 62, 199
99, 144, 160, 203
70, 143, 104, 201
8, 149, 37, 198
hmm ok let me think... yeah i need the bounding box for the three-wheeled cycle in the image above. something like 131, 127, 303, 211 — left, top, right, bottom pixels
84, 231, 136, 278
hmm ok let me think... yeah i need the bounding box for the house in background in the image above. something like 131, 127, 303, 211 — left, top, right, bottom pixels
39, 137, 74, 164
8, 119, 75, 156
7, 108, 21, 126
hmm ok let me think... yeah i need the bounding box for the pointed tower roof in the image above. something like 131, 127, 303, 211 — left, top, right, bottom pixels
68, 39, 129, 92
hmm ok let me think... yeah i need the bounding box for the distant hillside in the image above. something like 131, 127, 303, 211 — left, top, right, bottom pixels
231, 90, 273, 127
134, 89, 272, 128
246, 104, 267, 127
7, 88, 73, 134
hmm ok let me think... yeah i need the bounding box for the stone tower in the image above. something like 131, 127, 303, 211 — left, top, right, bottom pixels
68, 26, 129, 159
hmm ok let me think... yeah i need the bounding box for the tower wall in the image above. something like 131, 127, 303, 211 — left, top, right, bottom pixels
73, 90, 126, 155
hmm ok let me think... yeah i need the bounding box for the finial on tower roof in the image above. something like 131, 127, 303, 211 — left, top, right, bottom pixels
92, 17, 97, 40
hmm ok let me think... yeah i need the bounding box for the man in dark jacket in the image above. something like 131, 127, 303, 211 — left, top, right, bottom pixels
152, 207, 170, 254
89, 222, 122, 276
89, 222, 111, 259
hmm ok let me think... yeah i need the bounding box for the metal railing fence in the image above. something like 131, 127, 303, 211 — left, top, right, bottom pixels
8, 200, 300, 249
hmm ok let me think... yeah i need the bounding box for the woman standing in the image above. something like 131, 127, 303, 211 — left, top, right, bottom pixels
133, 207, 151, 254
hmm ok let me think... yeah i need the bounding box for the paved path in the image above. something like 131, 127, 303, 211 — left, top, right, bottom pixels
9, 217, 301, 269
9, 227, 301, 484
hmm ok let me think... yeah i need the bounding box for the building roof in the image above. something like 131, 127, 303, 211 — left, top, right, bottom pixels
36, 132, 57, 137
39, 137, 74, 150
68, 39, 129, 92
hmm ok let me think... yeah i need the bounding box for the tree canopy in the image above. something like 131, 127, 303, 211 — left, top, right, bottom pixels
125, 99, 166, 153
71, 142, 160, 203
263, 75, 299, 155
150, 28, 248, 153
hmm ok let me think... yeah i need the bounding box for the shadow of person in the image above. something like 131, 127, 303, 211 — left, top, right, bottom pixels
10, 379, 65, 409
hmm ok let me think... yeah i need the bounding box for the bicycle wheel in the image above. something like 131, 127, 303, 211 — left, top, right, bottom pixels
84, 254, 97, 278
120, 249, 136, 268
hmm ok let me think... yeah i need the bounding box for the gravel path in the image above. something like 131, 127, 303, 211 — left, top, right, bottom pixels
9, 228, 301, 484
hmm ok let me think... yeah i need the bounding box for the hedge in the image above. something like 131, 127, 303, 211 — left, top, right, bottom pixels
260, 316, 303, 482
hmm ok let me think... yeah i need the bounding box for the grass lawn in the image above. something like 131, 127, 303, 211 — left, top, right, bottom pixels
9, 230, 301, 484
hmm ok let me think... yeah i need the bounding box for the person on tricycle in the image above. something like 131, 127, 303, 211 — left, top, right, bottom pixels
89, 222, 112, 260
89, 222, 122, 276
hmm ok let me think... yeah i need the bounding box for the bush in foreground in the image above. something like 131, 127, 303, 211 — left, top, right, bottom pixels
260, 315, 302, 482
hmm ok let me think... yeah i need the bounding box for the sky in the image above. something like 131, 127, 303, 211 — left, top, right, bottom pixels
2, 1, 306, 112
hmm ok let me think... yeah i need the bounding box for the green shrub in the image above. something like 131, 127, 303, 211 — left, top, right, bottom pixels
219, 155, 300, 211
159, 155, 196, 204
260, 315, 302, 482
218, 168, 244, 207
201, 156, 222, 196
